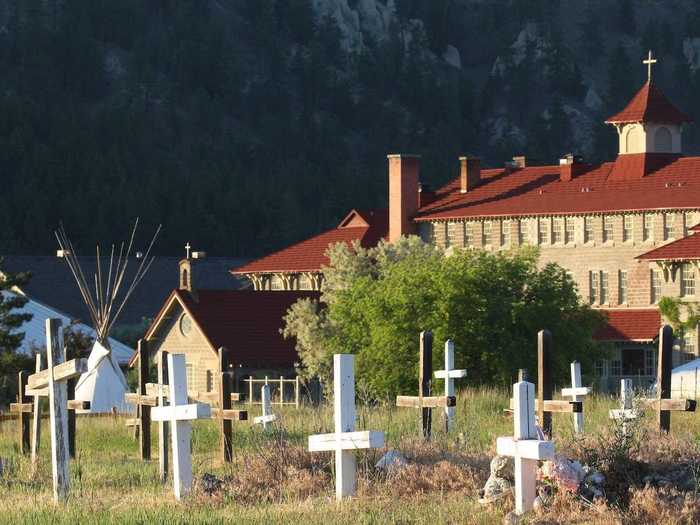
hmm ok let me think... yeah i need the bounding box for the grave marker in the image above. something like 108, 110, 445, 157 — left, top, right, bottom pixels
561, 361, 591, 434
10, 371, 31, 454
396, 331, 455, 439
158, 351, 169, 483
31, 354, 43, 466
434, 340, 466, 432
254, 384, 278, 429
655, 325, 696, 432
124, 340, 154, 460
609, 378, 638, 435
497, 380, 555, 515
308, 354, 384, 499
151, 353, 211, 500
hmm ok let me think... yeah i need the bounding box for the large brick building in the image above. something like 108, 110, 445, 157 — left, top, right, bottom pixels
234, 68, 700, 391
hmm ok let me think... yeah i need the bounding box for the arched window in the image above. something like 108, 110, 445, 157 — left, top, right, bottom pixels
625, 126, 643, 153
654, 126, 672, 151
181, 268, 189, 289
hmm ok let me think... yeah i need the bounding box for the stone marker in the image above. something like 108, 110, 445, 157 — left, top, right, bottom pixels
497, 380, 555, 515
561, 361, 591, 434
433, 339, 466, 432
151, 353, 212, 500
609, 378, 638, 435
308, 354, 384, 499
254, 384, 278, 429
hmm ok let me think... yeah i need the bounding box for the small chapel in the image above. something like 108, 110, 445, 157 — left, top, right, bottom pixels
232, 52, 700, 393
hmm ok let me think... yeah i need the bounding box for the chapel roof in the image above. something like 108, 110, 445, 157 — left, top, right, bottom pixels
636, 224, 700, 261
414, 154, 700, 222
231, 209, 388, 275
143, 289, 319, 368
594, 308, 661, 342
604, 81, 692, 125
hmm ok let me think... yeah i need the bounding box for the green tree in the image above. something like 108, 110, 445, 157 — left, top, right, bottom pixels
283, 238, 604, 397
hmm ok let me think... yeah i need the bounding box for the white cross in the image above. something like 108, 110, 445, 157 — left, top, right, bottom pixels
609, 379, 637, 435
643, 50, 657, 82
497, 381, 555, 515
433, 340, 466, 432
151, 353, 211, 500
560, 361, 591, 434
308, 354, 384, 499
185, 242, 191, 259
254, 384, 278, 429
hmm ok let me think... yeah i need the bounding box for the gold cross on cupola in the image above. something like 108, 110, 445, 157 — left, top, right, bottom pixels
643, 50, 657, 82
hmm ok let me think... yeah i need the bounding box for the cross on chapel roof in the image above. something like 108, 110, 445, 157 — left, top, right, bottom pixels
643, 50, 657, 82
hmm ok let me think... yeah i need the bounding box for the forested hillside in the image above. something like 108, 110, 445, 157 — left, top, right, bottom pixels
2, 0, 700, 257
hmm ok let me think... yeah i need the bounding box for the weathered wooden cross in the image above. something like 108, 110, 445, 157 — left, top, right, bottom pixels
396, 331, 456, 439
308, 354, 384, 499
124, 339, 153, 460
9, 370, 32, 454
151, 353, 211, 500
560, 361, 591, 434
497, 380, 555, 516
26, 319, 88, 502
654, 325, 696, 433
254, 384, 278, 429
31, 354, 43, 466
433, 339, 466, 432
212, 347, 248, 462
509, 331, 582, 436
609, 378, 638, 435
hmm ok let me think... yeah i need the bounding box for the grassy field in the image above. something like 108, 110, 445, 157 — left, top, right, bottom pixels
0, 388, 698, 524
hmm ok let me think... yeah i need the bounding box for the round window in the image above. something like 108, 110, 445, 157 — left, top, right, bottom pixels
179, 314, 193, 337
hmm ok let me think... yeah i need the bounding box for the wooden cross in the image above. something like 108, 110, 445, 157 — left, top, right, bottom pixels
497, 380, 555, 515
433, 339, 466, 432
158, 350, 169, 482
123, 340, 152, 460
27, 319, 88, 502
655, 325, 696, 433
254, 384, 278, 429
643, 50, 657, 82
214, 347, 248, 463
31, 354, 43, 466
396, 331, 455, 439
9, 371, 32, 454
560, 361, 591, 434
609, 378, 638, 435
308, 354, 384, 499
151, 353, 211, 500
185, 242, 191, 259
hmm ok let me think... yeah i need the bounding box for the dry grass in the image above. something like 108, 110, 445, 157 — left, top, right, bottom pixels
0, 387, 698, 524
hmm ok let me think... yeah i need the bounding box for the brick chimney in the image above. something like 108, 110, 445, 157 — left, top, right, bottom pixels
388, 154, 420, 242
512, 155, 527, 168
459, 156, 481, 193
559, 153, 585, 182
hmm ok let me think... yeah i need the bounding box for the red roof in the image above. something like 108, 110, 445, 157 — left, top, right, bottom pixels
232, 209, 387, 274
605, 81, 692, 124
145, 289, 319, 368
594, 309, 661, 342
414, 155, 700, 222
637, 229, 700, 261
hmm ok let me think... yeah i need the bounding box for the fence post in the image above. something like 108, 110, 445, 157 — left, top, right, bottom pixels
279, 376, 284, 406
248, 378, 253, 406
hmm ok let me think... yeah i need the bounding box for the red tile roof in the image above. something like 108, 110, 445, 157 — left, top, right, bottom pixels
231, 209, 388, 274
414, 155, 700, 222
146, 289, 319, 368
637, 230, 700, 261
605, 81, 692, 124
594, 309, 661, 342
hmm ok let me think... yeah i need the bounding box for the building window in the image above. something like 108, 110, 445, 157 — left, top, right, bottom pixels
681, 263, 696, 297
584, 217, 594, 243
206, 370, 214, 393
683, 330, 696, 359
664, 213, 675, 240
501, 220, 511, 247
271, 275, 285, 290
595, 359, 607, 377
644, 349, 657, 376
298, 274, 312, 290
186, 364, 195, 390
565, 218, 575, 244
464, 223, 472, 247
445, 223, 453, 247
517, 221, 525, 245
611, 358, 622, 376
643, 214, 653, 241
589, 271, 599, 305
552, 218, 564, 244
600, 271, 609, 304
623, 216, 633, 242
650, 269, 661, 304
483, 221, 493, 246
618, 270, 628, 304
538, 218, 549, 245
603, 216, 614, 243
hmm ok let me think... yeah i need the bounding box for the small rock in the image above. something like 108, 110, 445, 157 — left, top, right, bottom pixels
479, 455, 513, 504
503, 511, 520, 525
200, 472, 223, 495
375, 450, 407, 472
533, 495, 545, 512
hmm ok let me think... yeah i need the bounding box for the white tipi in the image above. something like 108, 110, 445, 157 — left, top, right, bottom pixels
55, 220, 160, 413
